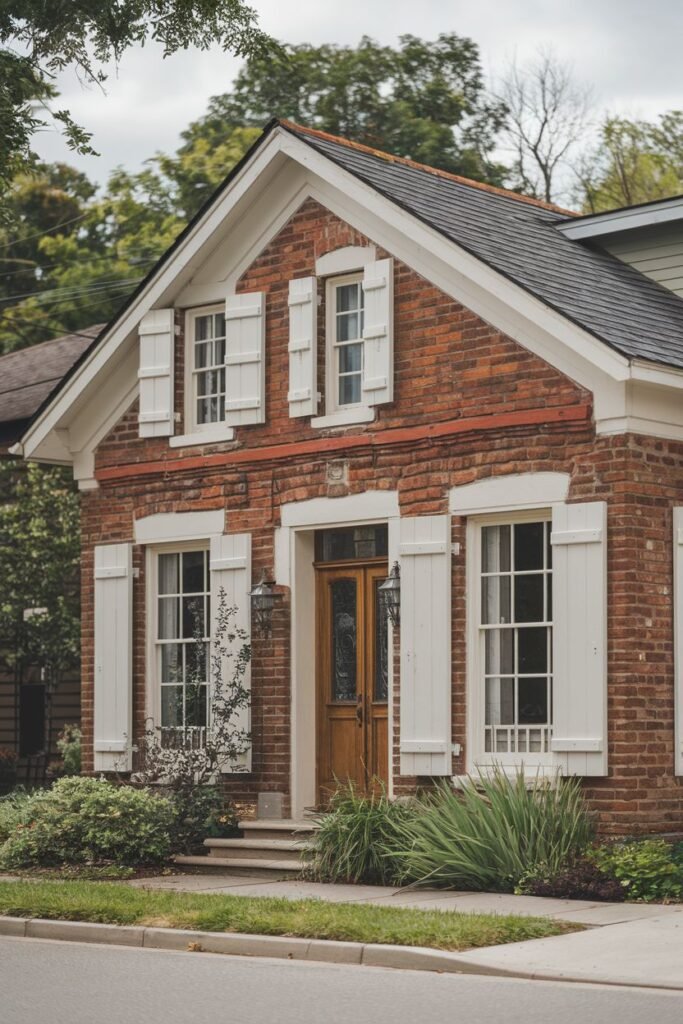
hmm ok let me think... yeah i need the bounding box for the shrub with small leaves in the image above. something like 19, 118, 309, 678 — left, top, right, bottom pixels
516, 857, 625, 902
593, 839, 683, 903
0, 777, 175, 868
167, 785, 238, 854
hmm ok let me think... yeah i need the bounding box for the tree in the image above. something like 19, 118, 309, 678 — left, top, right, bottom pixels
576, 114, 683, 213
0, 1, 274, 219
495, 49, 593, 204
182, 34, 509, 183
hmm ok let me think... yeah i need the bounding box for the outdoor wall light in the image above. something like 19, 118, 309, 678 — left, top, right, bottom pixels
379, 561, 401, 628
249, 570, 281, 637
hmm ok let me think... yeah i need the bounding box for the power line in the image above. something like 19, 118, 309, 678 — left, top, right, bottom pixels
0, 275, 145, 307
0, 251, 159, 282
0, 210, 91, 251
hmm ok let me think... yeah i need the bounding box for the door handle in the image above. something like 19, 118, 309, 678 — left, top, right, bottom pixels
356, 696, 364, 726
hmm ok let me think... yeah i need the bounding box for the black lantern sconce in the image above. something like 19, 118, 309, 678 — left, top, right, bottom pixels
378, 561, 401, 628
249, 570, 281, 638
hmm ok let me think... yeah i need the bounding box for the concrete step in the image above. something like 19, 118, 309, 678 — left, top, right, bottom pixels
174, 854, 303, 878
238, 819, 320, 842
205, 838, 308, 863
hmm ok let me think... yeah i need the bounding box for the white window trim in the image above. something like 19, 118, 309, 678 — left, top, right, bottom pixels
135, 510, 225, 546
322, 272, 374, 425
145, 539, 213, 733
466, 506, 559, 777
178, 305, 235, 445
315, 245, 376, 277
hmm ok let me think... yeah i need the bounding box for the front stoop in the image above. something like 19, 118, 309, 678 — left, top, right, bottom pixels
173, 819, 319, 879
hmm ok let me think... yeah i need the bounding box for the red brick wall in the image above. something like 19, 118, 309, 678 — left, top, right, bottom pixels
81, 197, 683, 832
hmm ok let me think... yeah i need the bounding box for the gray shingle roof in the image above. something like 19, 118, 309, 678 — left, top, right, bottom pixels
0, 325, 102, 428
283, 123, 683, 370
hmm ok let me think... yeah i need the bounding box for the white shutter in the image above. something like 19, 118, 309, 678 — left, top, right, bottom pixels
362, 258, 394, 406
399, 514, 452, 775
287, 277, 318, 417
138, 309, 175, 437
224, 292, 265, 426
674, 509, 683, 776
94, 543, 133, 771
551, 501, 608, 776
209, 532, 252, 771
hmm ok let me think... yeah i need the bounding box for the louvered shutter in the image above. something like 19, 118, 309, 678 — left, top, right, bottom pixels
399, 514, 452, 775
209, 533, 252, 771
551, 501, 608, 776
288, 277, 318, 417
138, 309, 175, 437
224, 292, 265, 426
673, 509, 683, 776
362, 258, 394, 406
94, 543, 133, 771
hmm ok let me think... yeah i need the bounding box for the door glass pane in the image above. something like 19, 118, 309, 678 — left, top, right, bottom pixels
330, 578, 357, 702
374, 580, 389, 701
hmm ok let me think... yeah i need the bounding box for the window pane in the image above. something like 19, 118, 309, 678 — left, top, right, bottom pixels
158, 597, 179, 640
160, 644, 182, 683
197, 398, 212, 424
161, 686, 183, 727
336, 283, 361, 313
331, 578, 357, 702
518, 678, 549, 724
339, 342, 362, 374
337, 312, 362, 342
485, 628, 514, 675
182, 596, 205, 639
514, 522, 544, 571
195, 315, 212, 342
185, 641, 209, 684
518, 627, 547, 674
158, 554, 178, 595
485, 678, 514, 725
514, 574, 544, 623
482, 525, 511, 573
186, 685, 208, 728
482, 575, 511, 624
214, 312, 226, 338
182, 551, 205, 594
215, 338, 225, 363
339, 373, 361, 406
194, 341, 210, 369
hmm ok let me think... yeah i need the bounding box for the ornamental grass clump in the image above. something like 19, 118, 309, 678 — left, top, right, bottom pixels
308, 783, 417, 885
395, 767, 594, 892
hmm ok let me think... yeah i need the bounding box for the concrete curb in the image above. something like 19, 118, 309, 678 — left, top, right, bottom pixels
1, 915, 681, 989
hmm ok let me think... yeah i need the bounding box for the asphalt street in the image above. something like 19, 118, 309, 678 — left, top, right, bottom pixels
1, 935, 682, 1024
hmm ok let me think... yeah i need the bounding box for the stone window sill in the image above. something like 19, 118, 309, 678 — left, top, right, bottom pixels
169, 426, 235, 448
310, 407, 376, 430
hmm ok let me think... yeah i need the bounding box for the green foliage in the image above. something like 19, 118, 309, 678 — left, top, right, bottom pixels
0, 787, 28, 844
0, 1, 275, 218
0, 461, 80, 687
515, 856, 625, 902
186, 34, 508, 183
0, 777, 175, 868
308, 784, 416, 885
55, 724, 82, 776
0, 880, 574, 951
394, 769, 594, 891
593, 840, 683, 903
167, 785, 238, 855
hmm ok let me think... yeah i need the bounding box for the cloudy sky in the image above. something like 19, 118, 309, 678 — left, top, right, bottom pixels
34, 0, 683, 184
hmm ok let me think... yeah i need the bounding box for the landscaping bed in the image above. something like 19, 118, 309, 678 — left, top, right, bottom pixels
0, 880, 577, 952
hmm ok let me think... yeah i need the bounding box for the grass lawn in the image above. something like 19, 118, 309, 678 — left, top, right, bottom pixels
0, 880, 578, 951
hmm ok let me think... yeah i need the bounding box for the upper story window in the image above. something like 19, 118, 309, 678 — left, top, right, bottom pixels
326, 274, 365, 412
189, 308, 226, 429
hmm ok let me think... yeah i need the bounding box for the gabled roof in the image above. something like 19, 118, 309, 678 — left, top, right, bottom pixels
280, 121, 683, 370
0, 326, 102, 441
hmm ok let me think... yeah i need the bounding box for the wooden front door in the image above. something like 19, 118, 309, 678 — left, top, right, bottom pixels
316, 562, 389, 802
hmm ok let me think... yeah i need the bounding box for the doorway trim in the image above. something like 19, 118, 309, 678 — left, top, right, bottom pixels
275, 491, 400, 818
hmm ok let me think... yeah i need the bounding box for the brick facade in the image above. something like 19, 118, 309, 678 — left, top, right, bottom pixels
81, 198, 683, 833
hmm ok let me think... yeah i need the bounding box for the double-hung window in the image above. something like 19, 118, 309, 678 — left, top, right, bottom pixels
189, 308, 226, 429
326, 274, 365, 411
155, 547, 210, 738
477, 516, 553, 761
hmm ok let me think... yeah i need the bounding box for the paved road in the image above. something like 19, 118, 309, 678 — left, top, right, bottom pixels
2, 936, 682, 1024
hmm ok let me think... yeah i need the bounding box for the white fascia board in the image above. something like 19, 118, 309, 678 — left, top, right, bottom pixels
558, 197, 683, 241
629, 360, 683, 389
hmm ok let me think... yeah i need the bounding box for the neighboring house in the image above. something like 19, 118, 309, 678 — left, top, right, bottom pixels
15, 120, 683, 832
0, 327, 99, 781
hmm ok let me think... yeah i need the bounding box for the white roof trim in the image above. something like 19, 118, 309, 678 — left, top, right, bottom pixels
558, 196, 683, 241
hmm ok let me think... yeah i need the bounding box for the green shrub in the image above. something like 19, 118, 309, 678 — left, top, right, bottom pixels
0, 777, 175, 869
167, 785, 238, 854
309, 784, 417, 885
0, 788, 29, 845
593, 840, 683, 903
56, 725, 82, 776
516, 856, 625, 902
395, 769, 594, 891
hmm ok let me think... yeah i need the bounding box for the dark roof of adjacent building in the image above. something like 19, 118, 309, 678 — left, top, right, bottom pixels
0, 325, 102, 444
280, 121, 683, 370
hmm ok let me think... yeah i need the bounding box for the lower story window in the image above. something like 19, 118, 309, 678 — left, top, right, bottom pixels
156, 548, 210, 734
479, 519, 553, 756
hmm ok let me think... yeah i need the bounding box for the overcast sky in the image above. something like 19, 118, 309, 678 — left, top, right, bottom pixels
33, 0, 683, 185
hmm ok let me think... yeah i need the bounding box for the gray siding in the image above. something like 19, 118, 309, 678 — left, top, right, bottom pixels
603, 224, 683, 298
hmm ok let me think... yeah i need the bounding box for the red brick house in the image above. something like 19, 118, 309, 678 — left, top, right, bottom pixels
16, 120, 683, 833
